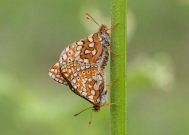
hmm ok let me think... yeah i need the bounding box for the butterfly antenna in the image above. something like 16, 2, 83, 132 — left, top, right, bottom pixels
73, 107, 92, 116
86, 13, 100, 26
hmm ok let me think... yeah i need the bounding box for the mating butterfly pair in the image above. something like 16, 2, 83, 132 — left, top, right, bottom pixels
48, 14, 110, 112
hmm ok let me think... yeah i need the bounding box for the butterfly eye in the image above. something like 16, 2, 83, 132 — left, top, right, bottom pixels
82, 71, 85, 74
77, 77, 80, 80
87, 71, 90, 74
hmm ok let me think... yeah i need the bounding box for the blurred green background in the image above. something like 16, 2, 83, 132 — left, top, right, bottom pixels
0, 0, 189, 135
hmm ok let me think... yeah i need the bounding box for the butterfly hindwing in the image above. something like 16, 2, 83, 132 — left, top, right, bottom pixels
70, 66, 107, 106
48, 61, 68, 85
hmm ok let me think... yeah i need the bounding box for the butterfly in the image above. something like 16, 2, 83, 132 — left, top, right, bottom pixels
48, 13, 110, 112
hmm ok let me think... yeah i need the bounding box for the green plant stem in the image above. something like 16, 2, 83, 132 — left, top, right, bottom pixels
110, 0, 126, 135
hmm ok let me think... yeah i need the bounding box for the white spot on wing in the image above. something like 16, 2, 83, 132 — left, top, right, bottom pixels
89, 42, 94, 47
55, 63, 59, 66
56, 75, 60, 78
83, 88, 86, 92
85, 50, 91, 54
63, 54, 67, 60
90, 99, 94, 102
88, 95, 93, 100
92, 76, 96, 80
52, 75, 55, 79
86, 65, 90, 68
88, 85, 92, 88
84, 59, 89, 63
48, 72, 52, 76
88, 35, 93, 42
66, 47, 69, 52
99, 36, 102, 41
97, 75, 103, 80
81, 92, 87, 96
92, 49, 96, 55
77, 41, 83, 45
62, 69, 66, 72
54, 69, 58, 74
94, 83, 99, 90
74, 85, 77, 89
76, 46, 82, 51
50, 69, 55, 72
97, 98, 100, 103
74, 72, 77, 76
91, 90, 95, 95
77, 67, 80, 71
74, 51, 80, 57
59, 80, 63, 83
68, 69, 71, 73
72, 79, 76, 83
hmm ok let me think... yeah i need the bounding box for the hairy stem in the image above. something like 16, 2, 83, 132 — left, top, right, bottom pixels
110, 0, 127, 134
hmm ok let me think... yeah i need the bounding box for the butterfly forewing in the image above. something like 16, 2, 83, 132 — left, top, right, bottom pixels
59, 32, 109, 68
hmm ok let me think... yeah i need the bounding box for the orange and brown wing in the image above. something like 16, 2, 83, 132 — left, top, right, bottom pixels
59, 33, 104, 67
69, 66, 107, 106
48, 61, 68, 85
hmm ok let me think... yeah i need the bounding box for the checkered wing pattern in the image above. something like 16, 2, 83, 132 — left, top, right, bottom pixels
48, 24, 110, 109
48, 61, 68, 85
70, 66, 107, 106
59, 32, 109, 69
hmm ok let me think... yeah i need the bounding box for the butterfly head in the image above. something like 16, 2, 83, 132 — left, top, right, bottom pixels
99, 24, 109, 33
99, 24, 110, 46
